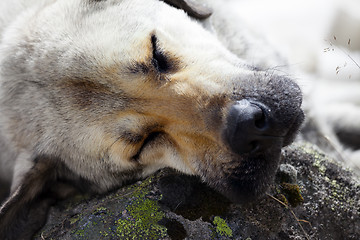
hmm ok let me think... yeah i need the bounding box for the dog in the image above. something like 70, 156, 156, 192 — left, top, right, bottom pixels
0, 0, 304, 239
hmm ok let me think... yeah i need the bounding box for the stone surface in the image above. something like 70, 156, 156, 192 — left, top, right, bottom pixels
34, 142, 360, 240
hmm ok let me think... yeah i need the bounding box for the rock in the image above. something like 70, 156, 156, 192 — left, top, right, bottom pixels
34, 141, 360, 240
276, 163, 298, 184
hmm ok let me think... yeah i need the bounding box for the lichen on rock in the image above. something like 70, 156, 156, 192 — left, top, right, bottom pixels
213, 216, 233, 238
114, 184, 167, 239
34, 141, 360, 240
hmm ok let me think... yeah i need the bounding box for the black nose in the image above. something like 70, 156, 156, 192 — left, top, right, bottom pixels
224, 99, 280, 155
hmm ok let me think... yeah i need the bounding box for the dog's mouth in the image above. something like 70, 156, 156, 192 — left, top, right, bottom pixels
216, 112, 303, 203
205, 148, 282, 203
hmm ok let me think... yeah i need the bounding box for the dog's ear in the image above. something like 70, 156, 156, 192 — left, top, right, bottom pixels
161, 0, 212, 19
0, 157, 59, 240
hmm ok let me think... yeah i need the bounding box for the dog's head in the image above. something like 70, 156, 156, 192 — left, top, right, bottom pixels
0, 0, 303, 202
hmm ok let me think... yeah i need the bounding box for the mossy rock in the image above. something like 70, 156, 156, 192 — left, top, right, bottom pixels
34, 141, 360, 240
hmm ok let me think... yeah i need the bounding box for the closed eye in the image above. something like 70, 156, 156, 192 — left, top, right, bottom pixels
151, 35, 171, 73
131, 131, 163, 161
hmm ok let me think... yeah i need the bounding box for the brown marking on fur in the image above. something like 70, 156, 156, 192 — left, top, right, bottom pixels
119, 131, 144, 144
57, 76, 131, 113
62, 78, 112, 107
127, 61, 150, 74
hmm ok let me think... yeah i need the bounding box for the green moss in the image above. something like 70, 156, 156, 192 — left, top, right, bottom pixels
115, 217, 167, 240
275, 193, 289, 206
127, 198, 164, 225
62, 175, 169, 239
280, 183, 304, 207
69, 216, 80, 225
114, 176, 168, 239
213, 216, 233, 237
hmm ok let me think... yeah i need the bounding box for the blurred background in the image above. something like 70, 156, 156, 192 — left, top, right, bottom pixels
226, 0, 360, 172
228, 0, 360, 80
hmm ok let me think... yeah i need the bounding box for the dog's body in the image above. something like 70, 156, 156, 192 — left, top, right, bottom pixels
0, 0, 305, 239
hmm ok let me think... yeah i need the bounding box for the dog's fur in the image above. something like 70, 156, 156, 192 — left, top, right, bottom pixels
0, 0, 304, 239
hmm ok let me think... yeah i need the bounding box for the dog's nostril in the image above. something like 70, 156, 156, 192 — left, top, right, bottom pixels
254, 111, 267, 129
224, 99, 274, 155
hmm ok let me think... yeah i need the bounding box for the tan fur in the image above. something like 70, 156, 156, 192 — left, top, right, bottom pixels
0, 0, 304, 239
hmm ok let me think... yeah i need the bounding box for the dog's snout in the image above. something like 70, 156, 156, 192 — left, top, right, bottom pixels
223, 99, 278, 155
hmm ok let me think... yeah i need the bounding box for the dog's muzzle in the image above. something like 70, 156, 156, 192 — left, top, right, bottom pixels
223, 99, 304, 156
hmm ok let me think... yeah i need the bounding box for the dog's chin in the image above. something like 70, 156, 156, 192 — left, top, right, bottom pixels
212, 151, 282, 204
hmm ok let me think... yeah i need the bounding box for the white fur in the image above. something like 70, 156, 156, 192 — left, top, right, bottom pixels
0, 0, 250, 192
1, 0, 358, 195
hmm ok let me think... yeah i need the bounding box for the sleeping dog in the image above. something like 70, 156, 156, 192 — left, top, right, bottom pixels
0, 0, 304, 239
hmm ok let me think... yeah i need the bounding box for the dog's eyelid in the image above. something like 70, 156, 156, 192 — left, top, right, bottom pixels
151, 35, 171, 73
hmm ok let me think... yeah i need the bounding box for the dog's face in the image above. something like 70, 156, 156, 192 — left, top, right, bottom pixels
0, 0, 303, 202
